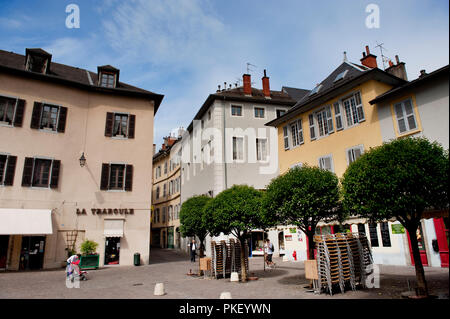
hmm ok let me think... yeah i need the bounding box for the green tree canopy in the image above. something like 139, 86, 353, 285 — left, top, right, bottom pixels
262, 165, 342, 259
341, 137, 449, 296
179, 195, 213, 256
205, 185, 263, 281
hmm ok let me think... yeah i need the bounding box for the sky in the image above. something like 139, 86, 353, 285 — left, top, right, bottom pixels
1, 0, 448, 148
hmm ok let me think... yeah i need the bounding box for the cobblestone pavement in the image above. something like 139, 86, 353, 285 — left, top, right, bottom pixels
0, 248, 448, 299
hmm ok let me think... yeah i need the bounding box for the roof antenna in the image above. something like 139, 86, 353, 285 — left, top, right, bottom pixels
343, 51, 348, 62
375, 41, 389, 70
246, 62, 257, 74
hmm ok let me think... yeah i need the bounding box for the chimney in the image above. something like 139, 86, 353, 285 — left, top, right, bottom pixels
262, 69, 271, 98
243, 74, 251, 95
386, 55, 408, 81
153, 144, 156, 155
419, 70, 427, 78
360, 45, 378, 69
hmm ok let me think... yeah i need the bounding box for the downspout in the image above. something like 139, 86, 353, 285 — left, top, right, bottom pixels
222, 98, 228, 190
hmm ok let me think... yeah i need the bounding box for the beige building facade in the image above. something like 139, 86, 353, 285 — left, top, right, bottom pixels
0, 48, 163, 270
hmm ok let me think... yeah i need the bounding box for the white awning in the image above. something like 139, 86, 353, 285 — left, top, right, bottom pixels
104, 219, 124, 237
0, 209, 53, 235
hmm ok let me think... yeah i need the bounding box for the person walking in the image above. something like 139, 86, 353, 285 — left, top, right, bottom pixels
189, 239, 197, 262
265, 239, 275, 267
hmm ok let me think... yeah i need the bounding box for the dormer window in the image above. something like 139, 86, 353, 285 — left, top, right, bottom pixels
334, 70, 349, 83
25, 48, 52, 74
309, 84, 322, 96
97, 65, 120, 88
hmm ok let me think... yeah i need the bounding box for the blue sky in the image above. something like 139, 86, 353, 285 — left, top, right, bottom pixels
1, 0, 448, 147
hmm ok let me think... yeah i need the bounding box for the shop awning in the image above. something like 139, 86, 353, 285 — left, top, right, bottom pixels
104, 219, 124, 237
0, 209, 53, 235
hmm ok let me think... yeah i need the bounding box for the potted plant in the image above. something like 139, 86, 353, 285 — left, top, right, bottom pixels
79, 239, 99, 269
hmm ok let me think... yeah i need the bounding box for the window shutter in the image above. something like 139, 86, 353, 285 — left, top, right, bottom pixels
50, 160, 61, 189
394, 103, 406, 133
403, 100, 417, 130
22, 157, 34, 187
326, 106, 334, 133
347, 149, 354, 164
128, 114, 136, 138
283, 126, 289, 150
100, 163, 110, 190
30, 102, 43, 129
124, 165, 133, 191
105, 112, 114, 137
309, 114, 316, 140
14, 99, 26, 127
354, 147, 362, 160
57, 106, 68, 133
3, 155, 17, 186
334, 102, 343, 130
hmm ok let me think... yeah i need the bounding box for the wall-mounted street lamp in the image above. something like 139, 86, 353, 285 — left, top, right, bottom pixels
79, 152, 86, 167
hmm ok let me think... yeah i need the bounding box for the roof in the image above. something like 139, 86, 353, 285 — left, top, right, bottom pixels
266, 62, 406, 127
369, 64, 449, 105
281, 86, 310, 101
186, 86, 301, 132
153, 137, 181, 162
0, 49, 164, 113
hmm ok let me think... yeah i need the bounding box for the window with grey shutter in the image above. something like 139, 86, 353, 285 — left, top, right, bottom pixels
394, 99, 417, 134
355, 92, 365, 122
347, 145, 364, 165
318, 155, 333, 172
334, 102, 343, 130
298, 119, 304, 144
309, 114, 316, 140
326, 105, 334, 134
290, 121, 299, 147
283, 126, 289, 150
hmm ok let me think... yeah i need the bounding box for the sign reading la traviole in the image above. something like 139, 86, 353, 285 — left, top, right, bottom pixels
76, 208, 134, 215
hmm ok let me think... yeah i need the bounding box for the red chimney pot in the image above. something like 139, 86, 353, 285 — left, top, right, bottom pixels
262, 69, 270, 98
243, 74, 251, 95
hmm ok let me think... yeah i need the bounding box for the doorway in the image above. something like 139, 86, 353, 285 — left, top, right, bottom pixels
407, 224, 429, 266
0, 235, 9, 269
19, 236, 46, 270
104, 237, 120, 265
433, 217, 449, 267
168, 227, 174, 249
278, 231, 285, 256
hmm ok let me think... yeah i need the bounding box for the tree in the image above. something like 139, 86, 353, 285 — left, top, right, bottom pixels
341, 137, 448, 297
205, 185, 264, 282
179, 195, 213, 257
262, 165, 342, 260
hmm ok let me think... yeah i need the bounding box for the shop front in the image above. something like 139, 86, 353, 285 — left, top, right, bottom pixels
103, 219, 124, 265
0, 208, 53, 271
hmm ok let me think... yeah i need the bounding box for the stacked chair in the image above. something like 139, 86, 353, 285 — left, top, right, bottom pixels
211, 239, 249, 279
314, 232, 373, 295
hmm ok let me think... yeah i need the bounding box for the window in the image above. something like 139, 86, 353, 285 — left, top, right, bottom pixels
394, 99, 417, 134
0, 154, 17, 186
334, 70, 349, 83
318, 155, 334, 172
256, 138, 268, 161
0, 96, 24, 127
315, 106, 334, 137
334, 102, 343, 131
40, 104, 59, 130
309, 84, 322, 96
100, 163, 133, 191
168, 206, 173, 221
156, 208, 160, 223
26, 54, 49, 73
231, 105, 242, 116
21, 158, 60, 189
290, 119, 304, 147
156, 186, 160, 199
232, 137, 244, 161
254, 107, 265, 118
283, 126, 289, 150
162, 207, 166, 223
163, 183, 167, 197
164, 162, 167, 174
100, 73, 116, 88
290, 162, 303, 169
109, 164, 125, 190
368, 223, 379, 247
309, 114, 316, 141
357, 223, 366, 235
105, 112, 135, 138
276, 109, 286, 118
30, 102, 67, 133
208, 110, 211, 120
380, 222, 391, 247
347, 145, 364, 165
343, 92, 365, 127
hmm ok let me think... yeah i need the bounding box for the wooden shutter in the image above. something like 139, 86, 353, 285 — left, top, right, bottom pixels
49, 160, 61, 189
13, 99, 26, 127
403, 100, 417, 130
3, 155, 17, 186
100, 163, 110, 190
326, 106, 334, 133
104, 112, 114, 137
125, 164, 133, 191
22, 157, 34, 187
334, 102, 343, 131
57, 106, 68, 133
128, 114, 135, 139
394, 103, 407, 133
30, 102, 43, 129
309, 114, 316, 140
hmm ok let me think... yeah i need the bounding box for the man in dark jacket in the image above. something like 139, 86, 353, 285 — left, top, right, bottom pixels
189, 239, 197, 262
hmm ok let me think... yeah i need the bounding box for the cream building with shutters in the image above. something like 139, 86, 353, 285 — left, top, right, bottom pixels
0, 48, 163, 270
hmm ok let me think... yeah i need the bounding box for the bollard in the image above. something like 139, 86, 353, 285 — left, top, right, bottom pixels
230, 272, 239, 282
220, 292, 232, 299
154, 283, 165, 296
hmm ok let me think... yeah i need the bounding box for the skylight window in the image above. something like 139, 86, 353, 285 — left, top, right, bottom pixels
334, 70, 349, 83
309, 84, 322, 96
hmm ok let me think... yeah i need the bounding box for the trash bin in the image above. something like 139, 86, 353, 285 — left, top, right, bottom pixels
134, 253, 140, 266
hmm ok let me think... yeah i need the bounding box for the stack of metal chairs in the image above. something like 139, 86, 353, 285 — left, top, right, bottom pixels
211, 239, 249, 279
314, 232, 373, 295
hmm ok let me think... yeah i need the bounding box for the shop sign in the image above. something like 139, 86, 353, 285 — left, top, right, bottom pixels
285, 235, 293, 241
391, 224, 405, 234
76, 208, 134, 215
289, 228, 297, 234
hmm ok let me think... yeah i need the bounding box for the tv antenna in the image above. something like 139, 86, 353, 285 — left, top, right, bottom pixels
375, 41, 389, 70
246, 62, 257, 74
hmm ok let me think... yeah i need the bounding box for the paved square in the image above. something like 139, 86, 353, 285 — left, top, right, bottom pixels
0, 249, 448, 299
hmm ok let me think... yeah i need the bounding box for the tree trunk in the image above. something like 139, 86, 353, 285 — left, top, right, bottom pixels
407, 225, 429, 297
240, 241, 247, 282
306, 232, 315, 260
